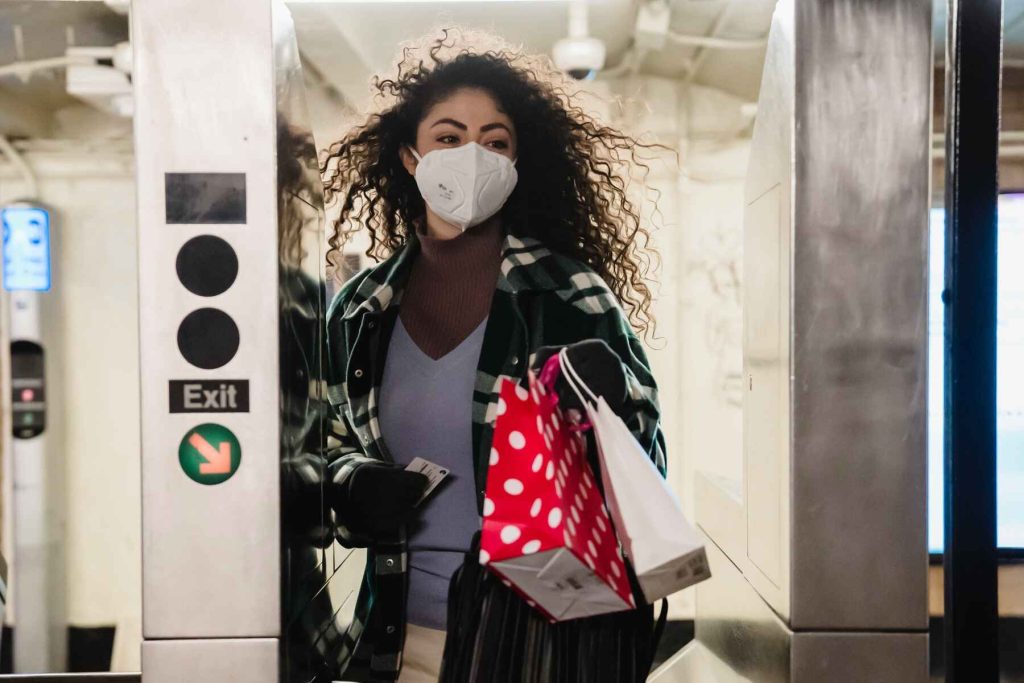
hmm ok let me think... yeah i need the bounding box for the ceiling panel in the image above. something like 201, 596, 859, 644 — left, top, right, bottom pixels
291, 0, 637, 108
0, 1, 128, 138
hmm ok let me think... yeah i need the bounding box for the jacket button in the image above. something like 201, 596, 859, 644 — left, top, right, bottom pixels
386, 625, 396, 634
368, 321, 376, 330
511, 356, 519, 367
354, 368, 364, 378
385, 558, 395, 567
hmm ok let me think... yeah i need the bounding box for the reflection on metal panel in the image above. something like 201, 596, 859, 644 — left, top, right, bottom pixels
272, 3, 360, 681
789, 0, 930, 631
274, 3, 368, 680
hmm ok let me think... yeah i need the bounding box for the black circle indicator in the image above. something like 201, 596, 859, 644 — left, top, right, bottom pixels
177, 308, 240, 369
175, 235, 238, 297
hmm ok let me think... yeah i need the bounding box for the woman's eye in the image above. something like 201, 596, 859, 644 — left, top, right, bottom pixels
437, 135, 460, 144
487, 140, 509, 150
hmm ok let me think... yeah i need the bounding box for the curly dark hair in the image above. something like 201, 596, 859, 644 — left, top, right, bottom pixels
321, 29, 668, 336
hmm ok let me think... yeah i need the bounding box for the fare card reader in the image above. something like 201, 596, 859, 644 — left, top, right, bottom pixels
10, 341, 44, 439
2, 201, 60, 671
3, 202, 50, 437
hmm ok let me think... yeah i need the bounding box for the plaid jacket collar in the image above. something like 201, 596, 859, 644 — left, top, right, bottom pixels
339, 232, 558, 321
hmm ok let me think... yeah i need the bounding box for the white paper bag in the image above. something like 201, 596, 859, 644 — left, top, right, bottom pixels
560, 349, 711, 603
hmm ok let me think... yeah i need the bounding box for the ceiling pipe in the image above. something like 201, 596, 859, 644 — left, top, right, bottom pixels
0, 55, 94, 82
684, 1, 736, 85
597, 47, 657, 80
0, 135, 39, 200
666, 31, 766, 50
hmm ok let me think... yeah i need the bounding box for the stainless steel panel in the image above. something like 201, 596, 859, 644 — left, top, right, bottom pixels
789, 0, 931, 631
744, 183, 785, 589
0, 676, 140, 682
736, 0, 931, 633
790, 632, 928, 682
649, 641, 752, 683
694, 535, 791, 683
141, 638, 277, 683
137, 0, 347, 674
656, 532, 928, 682
694, 471, 745, 568
134, 0, 280, 638
741, 0, 795, 617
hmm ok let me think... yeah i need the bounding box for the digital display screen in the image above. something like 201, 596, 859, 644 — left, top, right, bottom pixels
929, 196, 1024, 551
165, 172, 246, 224
2, 205, 51, 292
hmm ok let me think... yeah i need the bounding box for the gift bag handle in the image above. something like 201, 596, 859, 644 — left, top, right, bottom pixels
558, 347, 599, 406
537, 350, 596, 432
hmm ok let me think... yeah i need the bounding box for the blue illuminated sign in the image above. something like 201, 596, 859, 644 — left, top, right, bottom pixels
2, 205, 51, 292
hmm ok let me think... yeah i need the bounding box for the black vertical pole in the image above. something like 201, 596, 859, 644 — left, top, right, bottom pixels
943, 0, 1002, 680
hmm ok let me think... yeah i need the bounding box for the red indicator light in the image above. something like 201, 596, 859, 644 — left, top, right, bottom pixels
20, 389, 34, 402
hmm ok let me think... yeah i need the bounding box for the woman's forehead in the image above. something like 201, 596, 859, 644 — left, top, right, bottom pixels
421, 88, 513, 129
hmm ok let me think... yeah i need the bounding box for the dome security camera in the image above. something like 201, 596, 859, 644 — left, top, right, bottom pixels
553, 36, 607, 80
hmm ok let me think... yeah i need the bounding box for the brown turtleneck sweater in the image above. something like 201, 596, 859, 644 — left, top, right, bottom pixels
399, 219, 504, 359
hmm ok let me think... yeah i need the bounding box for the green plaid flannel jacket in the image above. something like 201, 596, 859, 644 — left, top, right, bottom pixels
324, 231, 667, 681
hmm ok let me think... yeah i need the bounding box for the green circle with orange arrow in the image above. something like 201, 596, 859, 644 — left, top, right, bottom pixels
178, 423, 241, 485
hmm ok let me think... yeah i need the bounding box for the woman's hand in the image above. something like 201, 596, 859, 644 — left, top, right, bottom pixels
531, 339, 628, 417
331, 462, 429, 538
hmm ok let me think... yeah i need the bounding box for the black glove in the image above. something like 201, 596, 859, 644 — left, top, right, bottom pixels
332, 462, 429, 538
531, 339, 628, 417
281, 469, 335, 549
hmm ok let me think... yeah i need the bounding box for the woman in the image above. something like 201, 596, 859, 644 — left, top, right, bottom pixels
321, 30, 668, 683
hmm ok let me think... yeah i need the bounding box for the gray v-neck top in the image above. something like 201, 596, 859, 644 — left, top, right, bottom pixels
379, 316, 487, 630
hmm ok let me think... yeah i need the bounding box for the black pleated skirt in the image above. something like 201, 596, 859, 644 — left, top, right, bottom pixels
439, 533, 665, 683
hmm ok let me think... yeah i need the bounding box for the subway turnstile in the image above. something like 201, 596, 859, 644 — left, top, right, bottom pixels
133, 0, 932, 680
133, 2, 355, 680
652, 0, 932, 681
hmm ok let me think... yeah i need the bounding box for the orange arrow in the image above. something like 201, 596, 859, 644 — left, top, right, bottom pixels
189, 432, 232, 475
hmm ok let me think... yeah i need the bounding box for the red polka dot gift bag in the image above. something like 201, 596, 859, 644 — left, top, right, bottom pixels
480, 356, 635, 622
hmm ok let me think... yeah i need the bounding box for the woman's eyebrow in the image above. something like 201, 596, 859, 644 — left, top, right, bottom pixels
430, 117, 467, 130
428, 118, 511, 134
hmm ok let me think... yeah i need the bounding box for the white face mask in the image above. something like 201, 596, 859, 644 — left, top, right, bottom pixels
410, 142, 518, 231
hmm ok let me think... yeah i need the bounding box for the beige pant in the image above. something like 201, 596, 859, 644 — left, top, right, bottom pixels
397, 623, 447, 683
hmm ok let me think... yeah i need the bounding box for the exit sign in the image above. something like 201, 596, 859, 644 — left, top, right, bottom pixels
169, 380, 249, 413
